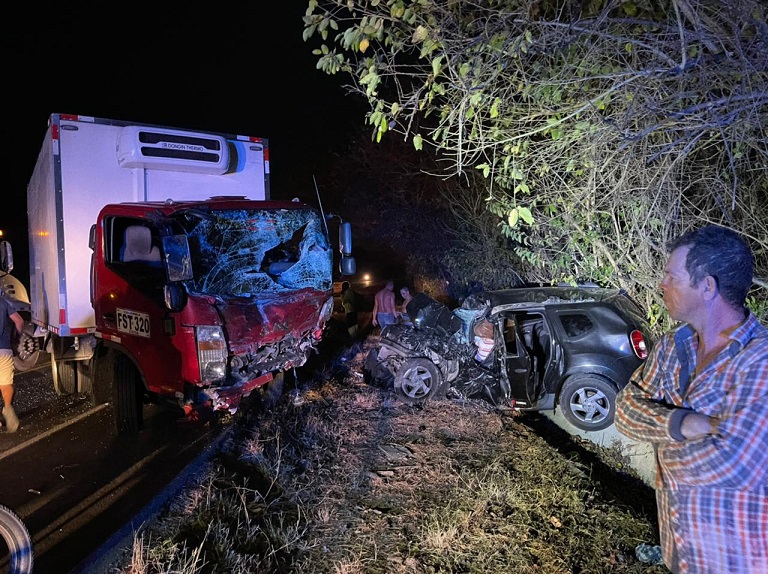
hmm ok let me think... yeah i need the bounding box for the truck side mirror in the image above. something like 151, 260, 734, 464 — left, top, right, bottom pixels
339, 222, 353, 255
340, 255, 356, 276
162, 235, 194, 282
164, 284, 188, 312
0, 241, 14, 274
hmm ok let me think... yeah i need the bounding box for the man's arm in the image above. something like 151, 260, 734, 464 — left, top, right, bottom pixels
10, 311, 24, 336
662, 360, 768, 488
614, 334, 685, 443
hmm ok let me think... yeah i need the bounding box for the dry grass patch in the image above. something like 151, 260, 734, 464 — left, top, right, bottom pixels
114, 337, 666, 573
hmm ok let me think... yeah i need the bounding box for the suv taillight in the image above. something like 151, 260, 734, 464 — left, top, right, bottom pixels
630, 329, 649, 360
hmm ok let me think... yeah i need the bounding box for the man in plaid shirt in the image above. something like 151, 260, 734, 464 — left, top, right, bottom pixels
615, 225, 768, 573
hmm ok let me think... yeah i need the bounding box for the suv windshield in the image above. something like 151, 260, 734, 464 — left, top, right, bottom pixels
177, 208, 332, 296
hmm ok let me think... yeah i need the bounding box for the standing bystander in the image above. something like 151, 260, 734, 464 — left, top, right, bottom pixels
0, 296, 25, 432
614, 225, 768, 573
372, 280, 398, 329
398, 286, 414, 325
340, 281, 359, 339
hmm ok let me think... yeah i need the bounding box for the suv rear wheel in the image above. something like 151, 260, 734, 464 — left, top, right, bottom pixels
558, 374, 617, 432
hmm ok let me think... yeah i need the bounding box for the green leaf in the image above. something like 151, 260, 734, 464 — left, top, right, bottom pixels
431, 56, 443, 77
413, 134, 423, 151
490, 98, 499, 118
412, 25, 428, 43
515, 182, 530, 194
508, 208, 519, 228
519, 207, 534, 225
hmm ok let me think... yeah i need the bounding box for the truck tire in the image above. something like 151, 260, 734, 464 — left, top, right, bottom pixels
12, 319, 40, 373
13, 351, 40, 373
0, 504, 34, 574
77, 358, 95, 396
558, 374, 618, 432
394, 358, 443, 404
114, 354, 143, 435
90, 350, 113, 406
52, 360, 77, 395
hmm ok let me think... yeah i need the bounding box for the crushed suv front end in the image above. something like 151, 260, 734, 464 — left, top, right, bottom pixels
365, 286, 652, 432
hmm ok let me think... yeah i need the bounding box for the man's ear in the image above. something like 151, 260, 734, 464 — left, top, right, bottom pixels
701, 275, 719, 301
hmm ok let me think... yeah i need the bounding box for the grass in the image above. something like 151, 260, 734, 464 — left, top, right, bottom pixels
111, 335, 667, 574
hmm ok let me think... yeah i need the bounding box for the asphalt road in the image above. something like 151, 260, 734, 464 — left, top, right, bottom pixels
0, 364, 226, 574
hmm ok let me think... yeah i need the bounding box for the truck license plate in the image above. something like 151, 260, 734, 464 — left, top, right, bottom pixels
117, 308, 151, 338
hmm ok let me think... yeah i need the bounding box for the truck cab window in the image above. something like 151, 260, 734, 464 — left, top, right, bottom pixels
106, 219, 165, 286
120, 225, 162, 265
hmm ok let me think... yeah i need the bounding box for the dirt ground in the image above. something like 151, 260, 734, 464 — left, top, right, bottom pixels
109, 322, 668, 573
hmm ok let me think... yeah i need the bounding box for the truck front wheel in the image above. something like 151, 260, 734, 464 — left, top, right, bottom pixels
114, 355, 143, 434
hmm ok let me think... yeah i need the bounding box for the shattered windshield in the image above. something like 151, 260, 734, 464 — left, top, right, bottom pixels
176, 207, 332, 296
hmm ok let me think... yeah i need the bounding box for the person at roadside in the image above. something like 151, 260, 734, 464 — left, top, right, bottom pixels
473, 318, 495, 364
340, 281, 359, 339
372, 280, 398, 329
0, 297, 25, 433
614, 225, 768, 574
398, 286, 414, 325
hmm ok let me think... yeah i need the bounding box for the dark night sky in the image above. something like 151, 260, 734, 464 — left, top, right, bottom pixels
5, 2, 367, 279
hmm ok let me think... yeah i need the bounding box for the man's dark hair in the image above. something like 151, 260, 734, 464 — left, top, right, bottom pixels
341, 281, 350, 291
669, 225, 754, 308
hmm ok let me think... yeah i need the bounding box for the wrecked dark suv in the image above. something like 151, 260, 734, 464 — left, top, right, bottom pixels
364, 286, 653, 431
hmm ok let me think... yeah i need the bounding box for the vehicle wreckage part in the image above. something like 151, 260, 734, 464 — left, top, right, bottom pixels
363, 348, 394, 386
558, 374, 617, 432
263, 370, 285, 406
394, 357, 444, 404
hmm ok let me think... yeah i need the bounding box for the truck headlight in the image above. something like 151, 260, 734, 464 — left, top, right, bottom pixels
196, 325, 227, 382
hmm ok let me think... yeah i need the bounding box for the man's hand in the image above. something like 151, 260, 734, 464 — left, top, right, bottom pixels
681, 412, 719, 439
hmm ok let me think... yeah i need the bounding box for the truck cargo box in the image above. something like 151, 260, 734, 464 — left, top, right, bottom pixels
27, 113, 271, 335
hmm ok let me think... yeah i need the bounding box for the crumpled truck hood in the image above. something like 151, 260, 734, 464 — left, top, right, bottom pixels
212, 289, 330, 354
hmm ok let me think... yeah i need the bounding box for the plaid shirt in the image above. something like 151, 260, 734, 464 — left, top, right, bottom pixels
615, 312, 768, 574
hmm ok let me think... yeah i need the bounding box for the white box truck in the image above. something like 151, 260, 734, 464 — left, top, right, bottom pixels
0, 113, 355, 433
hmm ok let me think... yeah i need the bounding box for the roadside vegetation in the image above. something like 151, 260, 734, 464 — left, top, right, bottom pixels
112, 334, 665, 573
304, 0, 768, 334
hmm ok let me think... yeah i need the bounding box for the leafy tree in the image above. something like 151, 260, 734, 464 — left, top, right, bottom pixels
304, 0, 768, 329
327, 129, 525, 301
